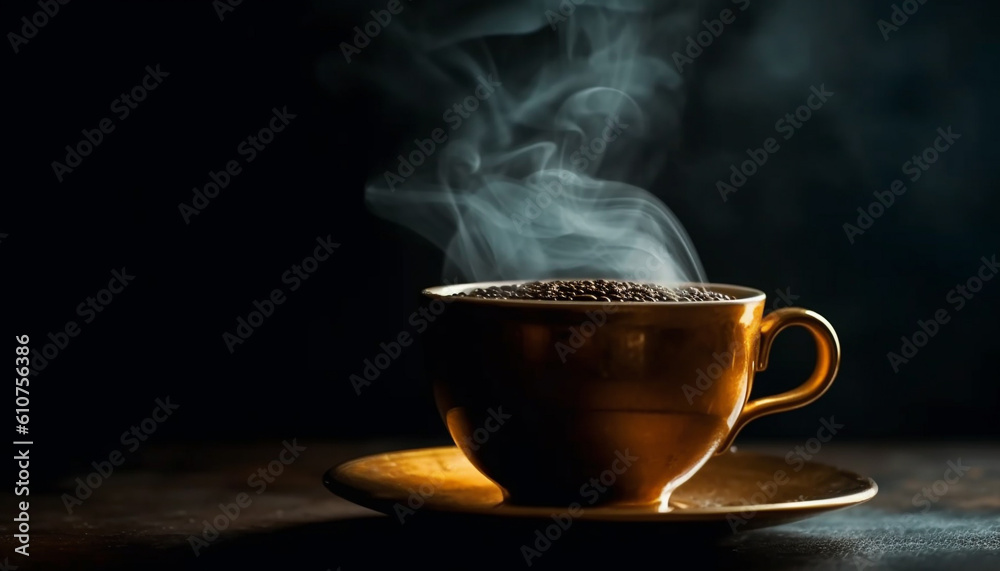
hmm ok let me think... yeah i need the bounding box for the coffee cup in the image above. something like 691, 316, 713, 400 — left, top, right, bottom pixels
422, 281, 840, 508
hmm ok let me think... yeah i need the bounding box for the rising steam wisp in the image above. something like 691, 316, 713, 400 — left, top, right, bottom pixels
365, 1, 704, 284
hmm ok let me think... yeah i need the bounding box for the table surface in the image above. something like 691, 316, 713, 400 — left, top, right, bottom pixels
3, 440, 999, 570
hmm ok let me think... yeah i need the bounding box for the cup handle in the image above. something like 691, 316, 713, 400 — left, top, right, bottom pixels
717, 307, 841, 453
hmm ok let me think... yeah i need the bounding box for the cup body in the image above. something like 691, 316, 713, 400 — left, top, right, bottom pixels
423, 281, 768, 507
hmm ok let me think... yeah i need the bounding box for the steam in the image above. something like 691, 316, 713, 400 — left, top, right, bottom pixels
364, 0, 704, 284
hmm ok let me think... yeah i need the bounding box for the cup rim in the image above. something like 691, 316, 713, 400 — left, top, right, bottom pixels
422, 280, 767, 307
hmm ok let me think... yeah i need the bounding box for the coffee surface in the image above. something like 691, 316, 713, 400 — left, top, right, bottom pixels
453, 280, 735, 302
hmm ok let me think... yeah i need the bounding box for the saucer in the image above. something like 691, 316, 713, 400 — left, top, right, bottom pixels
323, 446, 877, 531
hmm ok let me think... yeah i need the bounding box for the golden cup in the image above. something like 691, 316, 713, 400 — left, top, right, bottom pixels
422, 281, 840, 508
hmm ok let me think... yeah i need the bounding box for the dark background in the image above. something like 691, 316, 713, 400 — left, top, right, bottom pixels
5, 0, 998, 484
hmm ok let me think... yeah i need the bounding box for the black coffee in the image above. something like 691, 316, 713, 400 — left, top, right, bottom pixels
453, 280, 735, 302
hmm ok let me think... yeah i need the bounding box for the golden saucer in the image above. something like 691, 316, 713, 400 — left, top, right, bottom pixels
323, 446, 876, 531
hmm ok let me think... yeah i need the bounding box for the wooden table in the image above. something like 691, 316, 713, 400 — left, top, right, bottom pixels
4, 440, 999, 570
